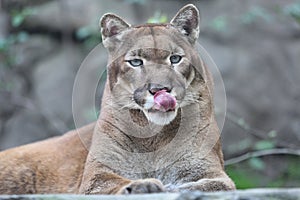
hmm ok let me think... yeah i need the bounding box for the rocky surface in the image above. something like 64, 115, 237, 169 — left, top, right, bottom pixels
0, 189, 299, 200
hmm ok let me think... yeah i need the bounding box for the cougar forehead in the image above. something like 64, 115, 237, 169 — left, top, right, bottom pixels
115, 25, 191, 56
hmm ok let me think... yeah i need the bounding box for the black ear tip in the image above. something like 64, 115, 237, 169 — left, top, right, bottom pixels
100, 13, 131, 39
100, 13, 109, 28
175, 4, 200, 22
100, 13, 118, 28
184, 4, 200, 21
170, 4, 200, 44
182, 4, 199, 13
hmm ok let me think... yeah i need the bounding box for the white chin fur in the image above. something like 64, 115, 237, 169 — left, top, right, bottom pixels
144, 109, 178, 125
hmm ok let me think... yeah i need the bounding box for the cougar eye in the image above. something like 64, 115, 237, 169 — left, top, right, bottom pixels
127, 59, 143, 67
170, 55, 182, 64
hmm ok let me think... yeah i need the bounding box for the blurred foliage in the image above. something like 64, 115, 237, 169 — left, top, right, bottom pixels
1, 7, 33, 68
75, 10, 168, 51
284, 3, 300, 24
147, 12, 168, 23
123, 0, 146, 5
226, 165, 259, 189
226, 156, 300, 188
227, 139, 252, 154
226, 113, 278, 153
226, 150, 300, 189
0, 80, 14, 91
209, 16, 227, 32
0, 31, 29, 68
241, 6, 271, 24
11, 7, 36, 28
254, 140, 276, 151
225, 111, 299, 189
248, 157, 265, 171
287, 157, 300, 177
75, 25, 102, 51
207, 2, 300, 34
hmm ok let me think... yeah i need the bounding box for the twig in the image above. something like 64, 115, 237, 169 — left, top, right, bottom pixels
226, 112, 298, 149
225, 148, 300, 166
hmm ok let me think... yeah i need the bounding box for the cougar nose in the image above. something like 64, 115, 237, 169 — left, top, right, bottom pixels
148, 83, 171, 95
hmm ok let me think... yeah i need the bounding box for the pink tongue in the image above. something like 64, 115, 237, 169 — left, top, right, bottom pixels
153, 90, 176, 112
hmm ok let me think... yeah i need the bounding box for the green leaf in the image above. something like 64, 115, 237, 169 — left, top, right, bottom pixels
11, 8, 36, 28
288, 157, 300, 177
12, 15, 24, 27
210, 16, 227, 32
0, 38, 7, 51
284, 3, 300, 24
17, 32, 29, 43
159, 15, 168, 23
147, 12, 168, 23
254, 140, 275, 150
248, 157, 265, 171
267, 179, 285, 187
241, 6, 271, 25
227, 138, 252, 154
226, 166, 258, 189
76, 27, 92, 40
236, 118, 250, 130
268, 130, 277, 138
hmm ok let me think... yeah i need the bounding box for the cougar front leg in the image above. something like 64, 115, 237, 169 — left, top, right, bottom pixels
176, 173, 235, 192
79, 156, 164, 194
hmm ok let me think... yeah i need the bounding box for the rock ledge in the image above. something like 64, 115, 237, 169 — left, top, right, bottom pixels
0, 188, 299, 200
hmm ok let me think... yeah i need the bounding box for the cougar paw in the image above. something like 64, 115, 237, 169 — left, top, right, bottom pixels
118, 179, 165, 194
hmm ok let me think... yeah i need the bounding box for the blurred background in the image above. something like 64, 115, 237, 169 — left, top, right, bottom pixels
0, 0, 299, 189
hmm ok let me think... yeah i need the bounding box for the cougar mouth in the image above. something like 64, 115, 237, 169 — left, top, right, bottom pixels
152, 90, 176, 112
132, 85, 180, 125
141, 91, 178, 125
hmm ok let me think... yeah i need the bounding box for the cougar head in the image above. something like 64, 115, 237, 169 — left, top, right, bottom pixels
100, 4, 205, 125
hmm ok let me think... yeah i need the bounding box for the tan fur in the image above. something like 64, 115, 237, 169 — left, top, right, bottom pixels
0, 123, 94, 194
0, 4, 235, 194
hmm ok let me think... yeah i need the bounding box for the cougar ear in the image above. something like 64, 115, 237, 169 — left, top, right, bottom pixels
170, 4, 200, 44
100, 13, 131, 41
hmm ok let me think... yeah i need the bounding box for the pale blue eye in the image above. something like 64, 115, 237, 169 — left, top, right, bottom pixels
170, 55, 182, 64
128, 59, 143, 67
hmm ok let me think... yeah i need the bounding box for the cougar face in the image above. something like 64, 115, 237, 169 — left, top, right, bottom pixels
127, 48, 187, 125
106, 28, 201, 125
101, 8, 202, 126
